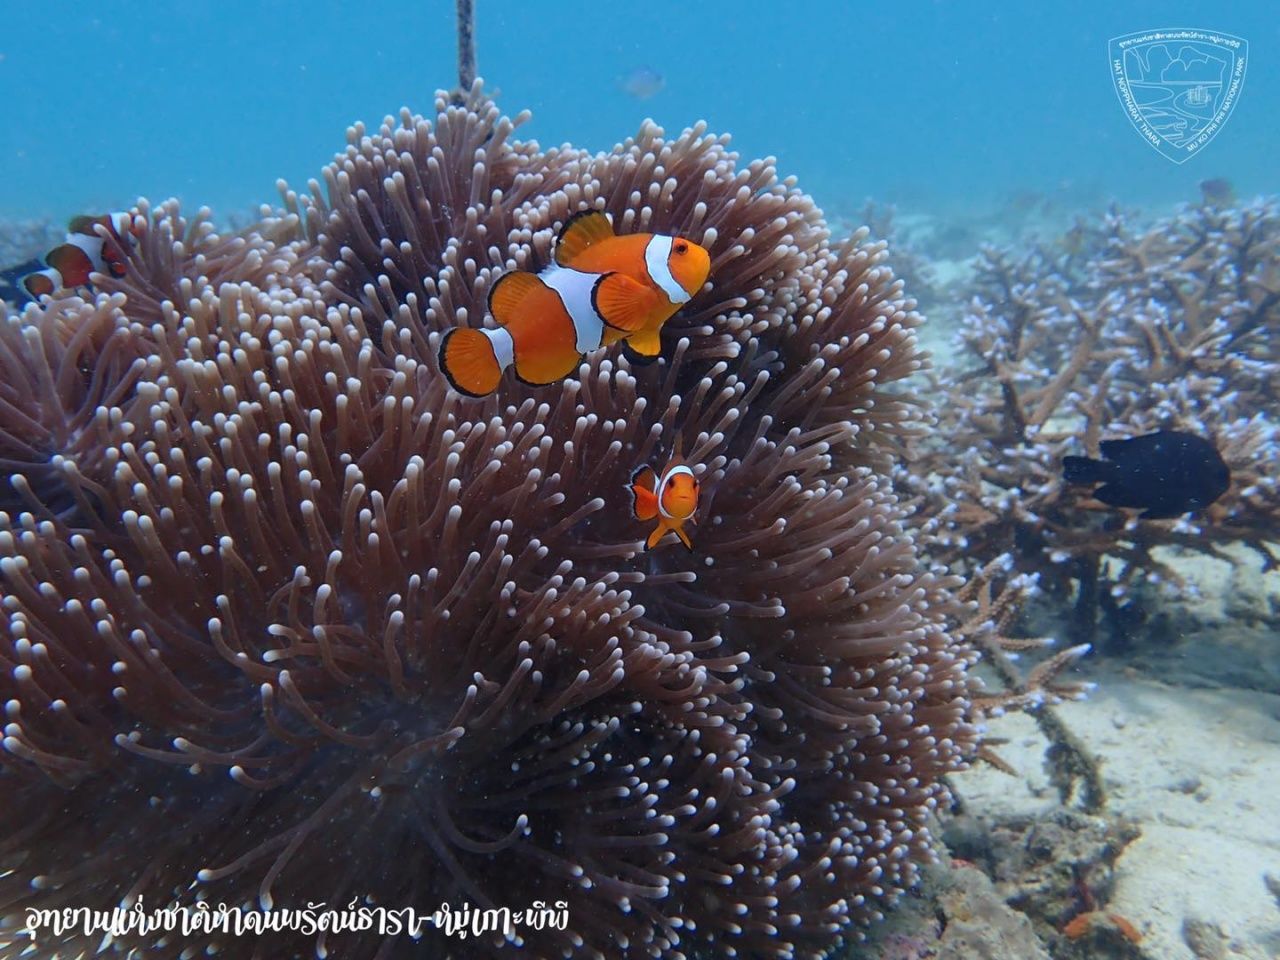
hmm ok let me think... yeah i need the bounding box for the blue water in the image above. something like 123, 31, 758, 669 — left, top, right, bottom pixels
1, 0, 1274, 223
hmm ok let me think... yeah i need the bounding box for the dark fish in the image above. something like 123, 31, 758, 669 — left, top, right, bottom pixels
1062, 430, 1230, 520
1199, 177, 1235, 207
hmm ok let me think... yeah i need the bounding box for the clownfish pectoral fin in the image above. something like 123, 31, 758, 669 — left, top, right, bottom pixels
439, 327, 503, 397
593, 272, 658, 333
629, 466, 660, 521
623, 329, 663, 365
488, 270, 545, 326
673, 522, 694, 552
645, 522, 668, 550
554, 210, 614, 267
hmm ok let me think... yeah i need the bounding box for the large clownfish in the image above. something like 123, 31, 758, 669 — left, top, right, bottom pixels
629, 444, 700, 551
3, 212, 138, 303
439, 210, 711, 396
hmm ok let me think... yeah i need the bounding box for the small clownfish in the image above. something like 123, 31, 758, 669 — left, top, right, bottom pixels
629, 444, 700, 551
17, 212, 138, 300
438, 210, 711, 397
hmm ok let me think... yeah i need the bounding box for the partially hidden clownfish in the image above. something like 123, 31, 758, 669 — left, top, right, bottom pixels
629, 442, 700, 551
10, 212, 138, 302
438, 210, 711, 396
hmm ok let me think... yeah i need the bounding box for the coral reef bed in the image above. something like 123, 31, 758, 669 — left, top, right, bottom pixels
2, 79, 1273, 960
0, 218, 64, 270
900, 199, 1279, 645
843, 199, 1280, 960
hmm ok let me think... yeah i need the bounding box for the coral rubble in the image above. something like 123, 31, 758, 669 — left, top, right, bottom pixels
1, 85, 990, 959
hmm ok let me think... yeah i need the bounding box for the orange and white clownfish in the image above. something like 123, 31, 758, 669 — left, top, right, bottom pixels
629, 444, 700, 551
15, 212, 138, 301
438, 210, 711, 396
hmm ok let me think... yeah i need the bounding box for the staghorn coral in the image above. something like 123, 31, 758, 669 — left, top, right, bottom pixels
0, 218, 65, 274
2, 84, 987, 959
902, 200, 1280, 640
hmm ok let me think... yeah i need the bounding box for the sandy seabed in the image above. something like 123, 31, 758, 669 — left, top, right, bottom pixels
961, 673, 1280, 959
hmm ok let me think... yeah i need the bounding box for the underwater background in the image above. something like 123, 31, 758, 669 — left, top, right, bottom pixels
0, 2, 1277, 960
3, 0, 1277, 221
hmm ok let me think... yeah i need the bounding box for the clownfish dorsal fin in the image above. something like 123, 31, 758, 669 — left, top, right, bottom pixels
488, 271, 545, 326
593, 272, 657, 333
67, 214, 104, 236
554, 210, 614, 267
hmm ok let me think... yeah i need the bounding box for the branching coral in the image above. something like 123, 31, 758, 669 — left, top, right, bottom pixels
2, 85, 988, 959
0, 218, 65, 276
902, 200, 1280, 639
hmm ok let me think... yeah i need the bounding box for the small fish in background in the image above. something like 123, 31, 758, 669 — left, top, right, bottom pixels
1, 212, 138, 304
629, 442, 699, 551
621, 66, 665, 100
1057, 221, 1089, 258
1199, 178, 1235, 207
438, 210, 710, 396
1062, 430, 1231, 519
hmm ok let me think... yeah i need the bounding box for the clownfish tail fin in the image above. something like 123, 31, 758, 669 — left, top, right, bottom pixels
439, 328, 503, 397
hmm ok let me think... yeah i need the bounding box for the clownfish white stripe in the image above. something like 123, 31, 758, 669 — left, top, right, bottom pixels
24, 268, 60, 294
658, 464, 696, 518
541, 265, 605, 353
645, 235, 689, 305
483, 326, 516, 370
67, 233, 105, 266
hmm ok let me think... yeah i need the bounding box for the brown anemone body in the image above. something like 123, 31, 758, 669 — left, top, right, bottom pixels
0, 85, 977, 959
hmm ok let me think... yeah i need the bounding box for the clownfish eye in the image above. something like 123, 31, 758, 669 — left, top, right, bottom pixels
674, 241, 688, 254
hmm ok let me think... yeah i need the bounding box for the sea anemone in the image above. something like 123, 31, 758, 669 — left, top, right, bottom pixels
0, 84, 978, 959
